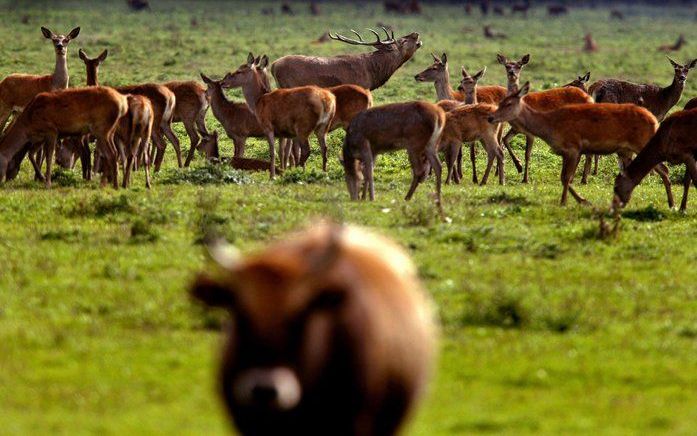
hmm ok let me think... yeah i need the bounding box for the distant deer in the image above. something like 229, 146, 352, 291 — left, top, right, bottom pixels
493, 6, 505, 15
271, 28, 422, 90
480, 0, 491, 15
222, 53, 336, 178
281, 1, 294, 15
548, 5, 568, 16
310, 1, 320, 15
659, 35, 686, 52
163, 81, 210, 167
614, 108, 697, 212
483, 25, 507, 39
126, 0, 150, 11
489, 82, 674, 207
0, 26, 80, 133
191, 222, 436, 436
583, 33, 598, 52
0, 87, 128, 188
511, 1, 530, 17
199, 73, 265, 160
343, 101, 445, 202
610, 9, 624, 20
497, 53, 595, 183
197, 131, 282, 174
465, 3, 472, 15
312, 31, 331, 44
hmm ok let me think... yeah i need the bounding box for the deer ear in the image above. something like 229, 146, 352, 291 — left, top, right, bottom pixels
473, 66, 487, 81
247, 52, 255, 65
520, 54, 530, 65
97, 49, 108, 62
518, 81, 531, 96
430, 52, 440, 63
688, 59, 697, 69
200, 73, 213, 84
461, 66, 469, 77
78, 48, 87, 61
67, 27, 80, 40
190, 273, 237, 309
41, 27, 53, 39
258, 55, 269, 69
583, 71, 591, 82
253, 55, 261, 66
496, 53, 507, 65
441, 52, 448, 64
667, 56, 680, 68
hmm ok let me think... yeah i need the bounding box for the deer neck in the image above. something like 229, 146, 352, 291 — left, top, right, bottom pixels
241, 76, 266, 113
367, 50, 409, 90
434, 76, 455, 101
86, 66, 99, 87
514, 101, 554, 141
463, 86, 477, 104
210, 86, 232, 118
657, 77, 684, 118
624, 139, 664, 186
51, 51, 69, 89
507, 76, 520, 93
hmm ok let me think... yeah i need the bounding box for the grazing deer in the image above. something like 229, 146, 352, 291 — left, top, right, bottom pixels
116, 95, 154, 189
589, 57, 697, 122
497, 53, 594, 183
614, 108, 697, 212
0, 26, 80, 133
511, 1, 530, 17
199, 73, 265, 160
548, 5, 568, 16
0, 87, 128, 189
583, 33, 598, 52
659, 35, 687, 52
56, 136, 92, 180
77, 49, 180, 172
489, 82, 674, 207
343, 101, 445, 202
610, 9, 624, 20
271, 28, 422, 90
198, 131, 282, 174
163, 81, 210, 166
483, 25, 507, 39
222, 54, 335, 178
191, 222, 436, 436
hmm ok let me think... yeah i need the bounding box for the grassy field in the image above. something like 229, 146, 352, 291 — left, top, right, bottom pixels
1, 1, 697, 434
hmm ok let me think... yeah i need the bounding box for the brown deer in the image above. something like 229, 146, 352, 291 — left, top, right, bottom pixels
511, 1, 530, 17
199, 73, 265, 160
310, 1, 320, 15
659, 35, 687, 52
281, 1, 294, 15
198, 130, 282, 174
126, 0, 150, 11
343, 101, 445, 202
683, 96, 697, 110
271, 28, 422, 90
221, 53, 335, 178
116, 95, 154, 189
489, 82, 674, 207
0, 26, 80, 132
77, 49, 180, 172
191, 222, 436, 436
483, 25, 507, 39
614, 108, 697, 212
497, 53, 594, 183
563, 72, 600, 183
583, 33, 598, 52
164, 81, 210, 167
548, 5, 568, 16
610, 9, 624, 20
0, 87, 128, 188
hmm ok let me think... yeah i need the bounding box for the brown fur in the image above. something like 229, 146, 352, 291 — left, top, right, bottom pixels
0, 87, 128, 188
343, 101, 446, 202
615, 108, 697, 211
490, 82, 672, 207
223, 54, 336, 178
116, 95, 154, 189
164, 81, 210, 166
191, 223, 436, 435
583, 33, 598, 53
198, 131, 282, 174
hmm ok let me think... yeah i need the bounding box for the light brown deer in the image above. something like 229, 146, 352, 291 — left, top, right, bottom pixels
221, 53, 336, 178
489, 82, 674, 207
272, 28, 421, 90
343, 101, 445, 202
164, 80, 210, 167
191, 222, 436, 436
614, 108, 697, 212
77, 49, 180, 172
0, 87, 128, 188
563, 72, 601, 182
116, 95, 154, 189
0, 26, 80, 132
497, 54, 594, 183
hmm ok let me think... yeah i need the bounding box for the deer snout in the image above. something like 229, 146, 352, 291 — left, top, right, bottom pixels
414, 74, 424, 82
233, 367, 302, 411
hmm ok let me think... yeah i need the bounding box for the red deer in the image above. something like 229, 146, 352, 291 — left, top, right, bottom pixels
583, 33, 598, 52
163, 81, 210, 167
77, 49, 179, 172
198, 131, 282, 174
563, 72, 600, 183
614, 108, 697, 212
199, 73, 265, 160
271, 28, 422, 90
511, 1, 530, 17
497, 53, 594, 183
117, 95, 154, 189
222, 53, 335, 178
489, 82, 674, 207
590, 57, 697, 122
0, 26, 80, 133
548, 5, 568, 16
343, 101, 445, 202
191, 222, 436, 436
564, 72, 591, 93
659, 35, 687, 52
483, 25, 507, 39
0, 87, 128, 188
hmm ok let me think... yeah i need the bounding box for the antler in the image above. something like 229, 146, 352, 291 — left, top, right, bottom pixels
329, 28, 396, 46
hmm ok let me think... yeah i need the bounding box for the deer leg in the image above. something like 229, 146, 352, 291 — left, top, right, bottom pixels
315, 129, 330, 172
680, 157, 697, 212
80, 137, 92, 181
43, 137, 57, 189
405, 151, 425, 201
581, 154, 592, 184
470, 142, 478, 184
162, 124, 183, 168
183, 122, 201, 167
502, 127, 524, 174
152, 132, 167, 172
654, 163, 675, 209
196, 114, 210, 137
28, 149, 46, 182
456, 144, 463, 182
521, 134, 534, 183
364, 158, 375, 201
680, 170, 691, 212
592, 155, 599, 175
266, 132, 276, 179
479, 141, 499, 186
426, 148, 443, 206
443, 143, 454, 185
563, 152, 587, 205
277, 138, 286, 171
298, 137, 311, 168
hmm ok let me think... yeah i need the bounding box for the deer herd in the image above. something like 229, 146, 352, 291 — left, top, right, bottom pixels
1, 25, 697, 212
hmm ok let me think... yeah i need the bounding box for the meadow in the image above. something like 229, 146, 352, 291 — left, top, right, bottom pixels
1, 1, 697, 434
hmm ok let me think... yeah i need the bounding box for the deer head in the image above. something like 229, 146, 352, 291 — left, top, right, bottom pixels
78, 48, 108, 70
200, 72, 223, 100
329, 27, 422, 61
668, 56, 697, 85
414, 52, 448, 83
457, 65, 487, 94
496, 53, 530, 86
612, 171, 634, 210
41, 26, 80, 55
488, 81, 531, 124
221, 53, 264, 90
199, 130, 220, 161
563, 72, 591, 91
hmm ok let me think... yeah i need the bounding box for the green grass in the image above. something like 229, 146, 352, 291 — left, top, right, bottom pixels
2, 1, 697, 435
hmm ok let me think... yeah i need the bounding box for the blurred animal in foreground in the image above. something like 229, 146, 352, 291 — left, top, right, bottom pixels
191, 222, 436, 436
